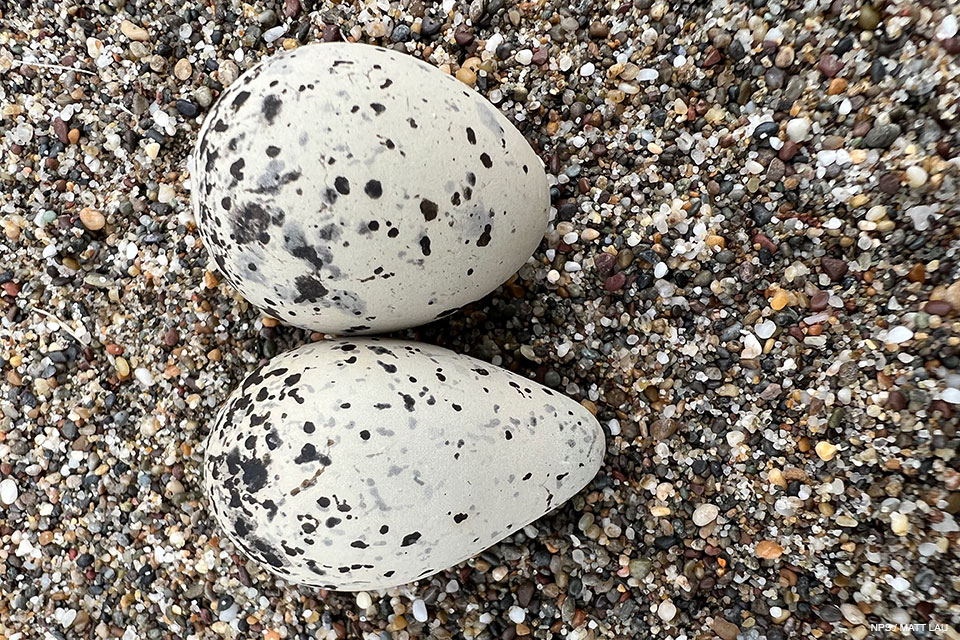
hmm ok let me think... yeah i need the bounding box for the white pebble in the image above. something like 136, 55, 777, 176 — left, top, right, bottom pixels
158, 184, 176, 203
653, 262, 668, 279
515, 49, 533, 65
508, 606, 526, 623
905, 165, 928, 188
0, 478, 18, 506
885, 326, 913, 344
412, 599, 428, 622
692, 503, 719, 526
355, 591, 372, 609
546, 269, 561, 284
579, 62, 596, 77
636, 68, 658, 82
134, 368, 155, 387
657, 600, 676, 622
755, 319, 777, 339
745, 160, 764, 174
937, 14, 958, 39
263, 26, 286, 43
741, 332, 762, 359
942, 388, 960, 404
563, 261, 581, 273
785, 117, 811, 142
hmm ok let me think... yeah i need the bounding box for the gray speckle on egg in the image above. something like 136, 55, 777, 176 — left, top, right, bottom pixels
203, 338, 604, 591
191, 43, 550, 334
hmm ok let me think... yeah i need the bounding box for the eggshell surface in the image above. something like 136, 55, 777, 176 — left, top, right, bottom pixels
191, 43, 550, 334
203, 338, 604, 590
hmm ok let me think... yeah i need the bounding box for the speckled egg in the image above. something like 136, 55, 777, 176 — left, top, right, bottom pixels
204, 338, 604, 590
191, 43, 549, 334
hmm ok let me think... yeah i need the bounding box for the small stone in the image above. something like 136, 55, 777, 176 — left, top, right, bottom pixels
818, 54, 843, 77
842, 604, 867, 625
770, 289, 790, 310
120, 20, 150, 41
925, 300, 952, 316
692, 504, 719, 526
906, 165, 928, 188
815, 441, 838, 461
755, 540, 783, 559
820, 257, 848, 281
890, 512, 910, 536
907, 263, 926, 283
713, 617, 740, 640
863, 124, 901, 149
886, 326, 913, 344
356, 592, 372, 609
657, 600, 676, 622
79, 208, 105, 231
858, 5, 882, 30
0, 478, 18, 506
174, 59, 192, 80
412, 599, 428, 622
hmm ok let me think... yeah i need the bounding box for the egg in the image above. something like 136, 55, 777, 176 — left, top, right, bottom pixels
204, 338, 604, 590
191, 43, 549, 334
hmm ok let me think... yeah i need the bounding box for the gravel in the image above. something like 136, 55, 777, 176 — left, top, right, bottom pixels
1, 0, 959, 639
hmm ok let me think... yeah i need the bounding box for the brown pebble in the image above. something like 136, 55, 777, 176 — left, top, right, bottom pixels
68, 128, 80, 145
778, 140, 800, 161
887, 390, 907, 411
588, 21, 609, 39
930, 400, 952, 418
820, 257, 849, 281
713, 617, 740, 640
454, 26, 474, 47
604, 273, 626, 291
818, 54, 843, 77
852, 120, 872, 138
878, 172, 900, 194
810, 290, 830, 311
79, 208, 105, 231
283, 0, 301, 18
907, 263, 926, 283
924, 300, 952, 316
531, 48, 549, 65
163, 328, 180, 346
826, 78, 847, 95
53, 118, 69, 143
594, 252, 616, 277
702, 47, 723, 67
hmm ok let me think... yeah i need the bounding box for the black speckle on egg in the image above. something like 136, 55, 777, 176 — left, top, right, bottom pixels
334, 176, 350, 195
419, 199, 438, 221
400, 532, 421, 547
364, 180, 382, 199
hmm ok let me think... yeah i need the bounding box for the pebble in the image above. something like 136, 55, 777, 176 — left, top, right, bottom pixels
0, 478, 18, 506
79, 208, 105, 231
886, 326, 914, 344
692, 504, 719, 526
412, 599, 428, 622
356, 592, 372, 609
785, 118, 810, 142
657, 600, 676, 623
120, 20, 149, 41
